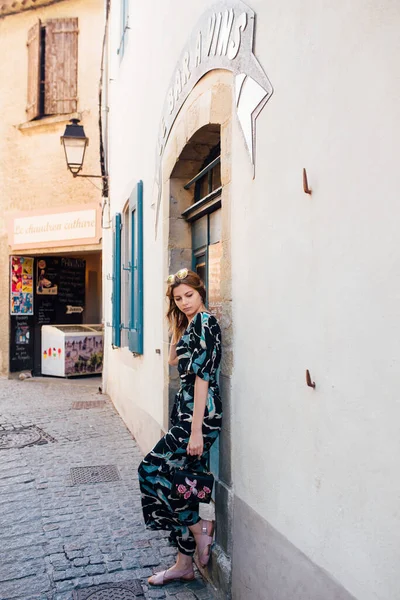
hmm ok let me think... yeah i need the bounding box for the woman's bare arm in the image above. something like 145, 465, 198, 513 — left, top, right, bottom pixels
187, 376, 208, 456
168, 336, 179, 366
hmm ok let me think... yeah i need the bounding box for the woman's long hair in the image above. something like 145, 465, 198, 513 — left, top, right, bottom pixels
166, 270, 206, 341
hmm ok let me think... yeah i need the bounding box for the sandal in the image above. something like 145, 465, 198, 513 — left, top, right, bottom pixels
194, 520, 215, 567
148, 567, 195, 586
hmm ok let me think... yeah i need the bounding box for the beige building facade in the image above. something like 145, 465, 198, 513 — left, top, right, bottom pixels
104, 1, 400, 599
0, 0, 105, 377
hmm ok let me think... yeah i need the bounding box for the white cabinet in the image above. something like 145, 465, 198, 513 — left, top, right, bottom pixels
41, 324, 103, 377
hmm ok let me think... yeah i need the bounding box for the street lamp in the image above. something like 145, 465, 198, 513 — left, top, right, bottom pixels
60, 118, 106, 180
60, 119, 88, 175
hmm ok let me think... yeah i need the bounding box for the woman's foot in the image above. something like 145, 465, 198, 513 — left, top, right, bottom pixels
191, 519, 215, 567
148, 552, 194, 586
148, 566, 195, 586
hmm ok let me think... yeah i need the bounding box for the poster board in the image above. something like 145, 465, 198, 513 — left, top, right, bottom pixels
9, 315, 34, 372
10, 256, 34, 315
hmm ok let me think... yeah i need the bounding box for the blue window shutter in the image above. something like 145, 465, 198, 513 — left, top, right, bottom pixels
128, 181, 144, 354
112, 213, 122, 347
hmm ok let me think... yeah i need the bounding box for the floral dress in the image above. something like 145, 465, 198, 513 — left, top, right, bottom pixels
138, 312, 222, 556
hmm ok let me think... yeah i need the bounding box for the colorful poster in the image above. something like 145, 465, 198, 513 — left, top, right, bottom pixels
10, 256, 34, 315
15, 323, 30, 344
37, 258, 59, 295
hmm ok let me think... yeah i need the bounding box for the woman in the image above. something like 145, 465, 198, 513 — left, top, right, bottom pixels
138, 268, 222, 586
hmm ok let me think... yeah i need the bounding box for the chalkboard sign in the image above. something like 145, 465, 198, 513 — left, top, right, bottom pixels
58, 257, 85, 311
10, 315, 34, 372
36, 297, 57, 325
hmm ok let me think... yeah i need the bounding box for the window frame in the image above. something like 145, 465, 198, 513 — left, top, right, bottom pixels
120, 202, 131, 348
128, 180, 144, 355
182, 148, 222, 222
112, 213, 122, 348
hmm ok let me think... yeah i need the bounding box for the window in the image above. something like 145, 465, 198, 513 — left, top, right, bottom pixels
193, 143, 221, 204
118, 0, 129, 58
182, 143, 222, 311
26, 18, 78, 121
110, 182, 143, 354
121, 203, 131, 347
128, 181, 144, 354
182, 142, 221, 223
112, 213, 122, 348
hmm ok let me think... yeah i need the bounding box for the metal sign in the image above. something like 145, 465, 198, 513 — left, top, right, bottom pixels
155, 1, 273, 228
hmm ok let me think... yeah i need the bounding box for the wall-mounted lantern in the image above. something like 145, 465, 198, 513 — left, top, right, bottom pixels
61, 119, 106, 181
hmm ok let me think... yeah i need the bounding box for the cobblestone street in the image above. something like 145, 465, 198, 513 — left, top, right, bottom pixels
0, 378, 217, 600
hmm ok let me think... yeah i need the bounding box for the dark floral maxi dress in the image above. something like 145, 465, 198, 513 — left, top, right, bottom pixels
138, 312, 222, 556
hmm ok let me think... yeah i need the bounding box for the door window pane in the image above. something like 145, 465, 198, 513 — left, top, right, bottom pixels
192, 216, 208, 250
194, 253, 206, 284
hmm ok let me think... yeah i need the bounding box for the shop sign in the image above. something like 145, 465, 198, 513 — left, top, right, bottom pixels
8, 204, 101, 250
155, 1, 273, 225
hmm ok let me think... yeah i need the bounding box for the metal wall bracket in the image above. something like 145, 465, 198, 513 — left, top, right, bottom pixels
306, 369, 316, 388
303, 168, 312, 195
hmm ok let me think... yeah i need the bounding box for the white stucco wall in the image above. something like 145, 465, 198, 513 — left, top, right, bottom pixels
231, 2, 400, 599
105, 1, 400, 599
104, 1, 218, 450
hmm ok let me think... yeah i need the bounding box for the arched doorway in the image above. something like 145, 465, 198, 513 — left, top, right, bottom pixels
161, 70, 233, 594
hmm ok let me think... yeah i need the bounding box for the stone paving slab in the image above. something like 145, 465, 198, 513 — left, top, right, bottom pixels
0, 378, 217, 600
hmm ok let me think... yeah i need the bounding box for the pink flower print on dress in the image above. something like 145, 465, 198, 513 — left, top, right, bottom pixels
184, 490, 192, 500
203, 486, 211, 494
177, 484, 187, 494
197, 490, 206, 499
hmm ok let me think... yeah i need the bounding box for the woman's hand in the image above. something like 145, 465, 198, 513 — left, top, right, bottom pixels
187, 429, 204, 456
